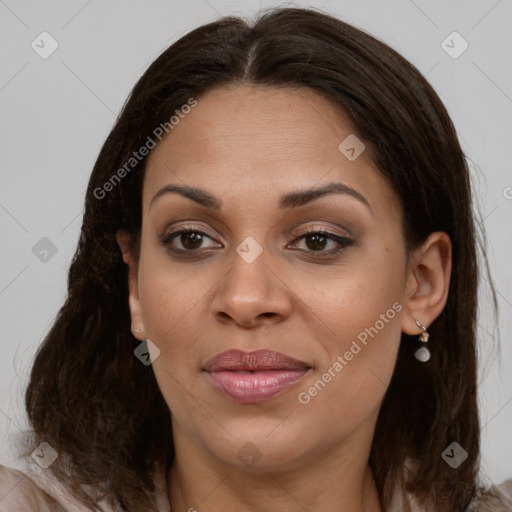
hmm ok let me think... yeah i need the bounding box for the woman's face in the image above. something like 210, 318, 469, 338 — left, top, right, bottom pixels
126, 84, 413, 470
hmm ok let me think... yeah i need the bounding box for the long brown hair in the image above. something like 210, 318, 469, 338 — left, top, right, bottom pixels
25, 7, 495, 511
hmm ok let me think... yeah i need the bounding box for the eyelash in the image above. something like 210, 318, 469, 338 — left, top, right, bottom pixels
160, 225, 354, 259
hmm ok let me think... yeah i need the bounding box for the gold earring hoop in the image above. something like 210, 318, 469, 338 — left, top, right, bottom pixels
414, 320, 430, 362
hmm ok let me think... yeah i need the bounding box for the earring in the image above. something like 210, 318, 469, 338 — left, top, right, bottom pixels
414, 320, 430, 362
134, 329, 142, 335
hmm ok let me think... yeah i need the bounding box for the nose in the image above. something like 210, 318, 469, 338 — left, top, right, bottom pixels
211, 243, 292, 328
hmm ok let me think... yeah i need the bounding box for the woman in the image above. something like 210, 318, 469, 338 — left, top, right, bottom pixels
0, 6, 511, 512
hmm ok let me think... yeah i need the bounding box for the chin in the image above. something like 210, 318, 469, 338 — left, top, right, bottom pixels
202, 425, 323, 472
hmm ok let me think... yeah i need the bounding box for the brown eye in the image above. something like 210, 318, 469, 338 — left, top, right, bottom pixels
304, 233, 329, 251
179, 232, 204, 250
161, 228, 221, 253
289, 229, 353, 256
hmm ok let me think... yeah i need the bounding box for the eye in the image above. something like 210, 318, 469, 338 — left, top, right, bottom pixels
161, 227, 222, 253
160, 225, 353, 258
288, 228, 353, 256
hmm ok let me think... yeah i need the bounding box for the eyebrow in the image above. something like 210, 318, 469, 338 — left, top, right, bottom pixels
149, 182, 371, 211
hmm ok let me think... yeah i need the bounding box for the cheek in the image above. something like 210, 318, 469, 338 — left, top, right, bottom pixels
302, 240, 405, 348
295, 245, 405, 408
137, 262, 206, 415
136, 250, 207, 366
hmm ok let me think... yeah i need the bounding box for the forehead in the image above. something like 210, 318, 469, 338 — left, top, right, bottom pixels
143, 84, 398, 219
147, 84, 356, 171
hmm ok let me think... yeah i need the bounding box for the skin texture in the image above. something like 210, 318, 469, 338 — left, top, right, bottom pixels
116, 84, 452, 512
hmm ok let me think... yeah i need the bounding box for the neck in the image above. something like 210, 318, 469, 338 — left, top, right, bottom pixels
167, 428, 383, 512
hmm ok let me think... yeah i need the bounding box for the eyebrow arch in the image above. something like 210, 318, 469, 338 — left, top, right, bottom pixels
150, 182, 371, 211
279, 182, 371, 210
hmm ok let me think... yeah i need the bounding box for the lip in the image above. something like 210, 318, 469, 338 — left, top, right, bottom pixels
203, 349, 311, 403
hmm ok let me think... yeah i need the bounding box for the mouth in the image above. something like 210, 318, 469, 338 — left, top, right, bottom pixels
203, 349, 311, 403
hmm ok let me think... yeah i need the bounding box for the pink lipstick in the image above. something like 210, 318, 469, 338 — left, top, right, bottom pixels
203, 349, 310, 403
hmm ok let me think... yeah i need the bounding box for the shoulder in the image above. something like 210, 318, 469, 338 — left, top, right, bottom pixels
0, 464, 65, 512
1, 461, 171, 512
397, 458, 512, 512
472, 479, 512, 511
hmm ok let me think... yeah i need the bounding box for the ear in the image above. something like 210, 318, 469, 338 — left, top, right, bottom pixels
116, 229, 145, 341
401, 231, 452, 335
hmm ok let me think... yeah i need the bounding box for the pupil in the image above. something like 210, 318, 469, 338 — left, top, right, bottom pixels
182, 233, 202, 249
306, 234, 327, 251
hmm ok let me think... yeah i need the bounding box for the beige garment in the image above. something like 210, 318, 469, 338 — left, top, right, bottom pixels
387, 472, 512, 512
0, 461, 511, 511
0, 463, 171, 512
388, 457, 512, 511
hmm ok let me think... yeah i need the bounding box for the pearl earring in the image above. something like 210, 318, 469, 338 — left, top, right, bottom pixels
414, 320, 430, 362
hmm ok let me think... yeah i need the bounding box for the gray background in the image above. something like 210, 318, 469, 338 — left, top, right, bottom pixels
1, 0, 511, 484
